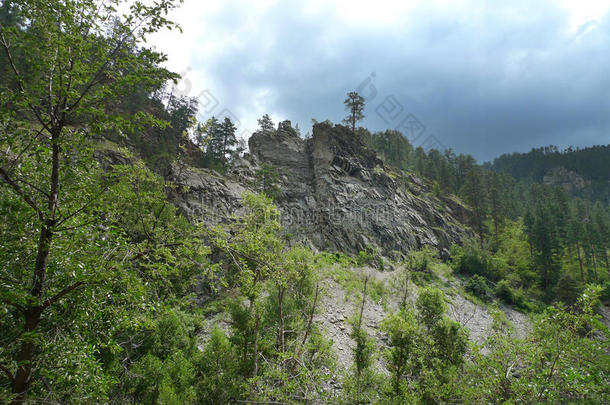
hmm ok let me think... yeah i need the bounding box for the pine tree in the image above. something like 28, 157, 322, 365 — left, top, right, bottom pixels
524, 186, 563, 292
601, 207, 610, 276
462, 165, 488, 245
203, 116, 223, 162
193, 122, 206, 149
591, 202, 610, 277
568, 199, 587, 282
342, 91, 365, 132
531, 204, 559, 290
219, 117, 237, 165
257, 114, 274, 132
487, 171, 506, 247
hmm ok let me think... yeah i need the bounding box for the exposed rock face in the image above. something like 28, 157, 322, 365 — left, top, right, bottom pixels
169, 123, 470, 257
543, 166, 588, 193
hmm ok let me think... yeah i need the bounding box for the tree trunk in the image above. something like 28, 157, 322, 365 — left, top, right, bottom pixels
401, 270, 409, 310
493, 216, 499, 248
11, 307, 43, 404
244, 297, 255, 368
604, 248, 610, 276
252, 313, 260, 378
543, 262, 550, 291
355, 276, 368, 385
278, 285, 285, 353
576, 242, 584, 282
591, 247, 598, 282
358, 277, 368, 331
11, 127, 59, 401
222, 133, 227, 166
297, 283, 319, 359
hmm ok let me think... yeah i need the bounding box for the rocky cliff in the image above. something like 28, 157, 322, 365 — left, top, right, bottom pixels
542, 166, 589, 193
169, 122, 471, 258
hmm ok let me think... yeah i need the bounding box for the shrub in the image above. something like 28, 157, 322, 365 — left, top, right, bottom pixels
451, 243, 504, 281
416, 287, 446, 329
495, 280, 515, 304
431, 318, 468, 367
495, 280, 529, 310
465, 275, 493, 301
357, 247, 384, 269
196, 327, 239, 404
432, 181, 441, 197
380, 309, 420, 396
410, 248, 437, 271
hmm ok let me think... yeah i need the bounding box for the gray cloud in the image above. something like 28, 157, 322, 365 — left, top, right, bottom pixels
178, 0, 610, 161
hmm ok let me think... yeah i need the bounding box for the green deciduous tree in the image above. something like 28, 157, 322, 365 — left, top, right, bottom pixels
380, 309, 419, 396
464, 286, 610, 404
0, 0, 182, 402
208, 192, 282, 377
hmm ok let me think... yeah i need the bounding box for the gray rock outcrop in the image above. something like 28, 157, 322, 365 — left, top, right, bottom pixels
169, 123, 471, 257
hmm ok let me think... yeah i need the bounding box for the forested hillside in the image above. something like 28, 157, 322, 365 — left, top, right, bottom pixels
488, 145, 610, 204
0, 1, 609, 404
360, 127, 610, 294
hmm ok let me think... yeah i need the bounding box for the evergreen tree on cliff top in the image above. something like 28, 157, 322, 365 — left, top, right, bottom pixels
257, 113, 275, 132
343, 91, 365, 132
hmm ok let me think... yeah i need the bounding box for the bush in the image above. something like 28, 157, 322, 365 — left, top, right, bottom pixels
431, 318, 468, 367
465, 275, 493, 301
128, 352, 197, 404
416, 287, 446, 329
406, 247, 439, 286
451, 243, 504, 281
357, 247, 384, 270
432, 181, 441, 197
495, 280, 529, 310
123, 309, 201, 404
407, 248, 437, 273
196, 327, 239, 404
494, 280, 514, 304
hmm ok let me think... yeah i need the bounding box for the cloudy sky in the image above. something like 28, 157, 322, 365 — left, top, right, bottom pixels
151, 0, 610, 161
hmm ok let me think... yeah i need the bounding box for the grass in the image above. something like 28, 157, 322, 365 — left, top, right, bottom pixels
315, 251, 357, 268
323, 262, 387, 304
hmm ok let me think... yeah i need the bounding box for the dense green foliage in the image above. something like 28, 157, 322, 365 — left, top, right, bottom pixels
0, 1, 190, 402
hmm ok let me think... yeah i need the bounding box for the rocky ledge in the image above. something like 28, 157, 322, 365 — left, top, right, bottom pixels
169, 122, 471, 258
